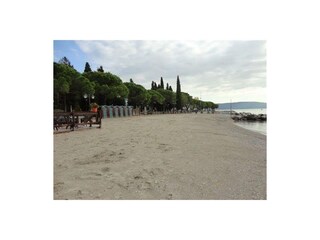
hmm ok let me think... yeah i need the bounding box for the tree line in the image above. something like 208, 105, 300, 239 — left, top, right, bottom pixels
54, 57, 218, 112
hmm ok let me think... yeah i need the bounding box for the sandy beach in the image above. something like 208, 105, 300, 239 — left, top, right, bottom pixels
54, 113, 266, 200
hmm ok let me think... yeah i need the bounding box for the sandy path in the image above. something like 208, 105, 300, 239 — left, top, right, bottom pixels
54, 113, 266, 200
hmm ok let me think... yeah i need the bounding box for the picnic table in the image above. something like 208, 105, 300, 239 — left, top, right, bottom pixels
54, 110, 102, 132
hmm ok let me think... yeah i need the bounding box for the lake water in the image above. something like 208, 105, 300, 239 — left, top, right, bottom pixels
216, 108, 267, 135
234, 120, 267, 135
233, 108, 267, 135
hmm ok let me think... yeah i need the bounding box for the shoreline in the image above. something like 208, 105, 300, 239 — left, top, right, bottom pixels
233, 120, 267, 136
54, 113, 266, 200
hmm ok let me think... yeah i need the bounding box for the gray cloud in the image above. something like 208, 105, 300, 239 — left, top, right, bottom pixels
75, 40, 266, 103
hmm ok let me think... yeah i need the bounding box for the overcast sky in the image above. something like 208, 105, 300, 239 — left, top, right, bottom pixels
54, 40, 266, 103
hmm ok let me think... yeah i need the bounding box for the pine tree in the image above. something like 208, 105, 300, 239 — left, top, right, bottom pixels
97, 66, 104, 72
160, 77, 164, 89
59, 57, 73, 68
176, 75, 182, 110
84, 62, 92, 72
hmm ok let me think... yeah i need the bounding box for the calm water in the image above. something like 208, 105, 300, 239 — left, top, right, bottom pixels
234, 121, 267, 135
232, 108, 267, 135
215, 108, 267, 135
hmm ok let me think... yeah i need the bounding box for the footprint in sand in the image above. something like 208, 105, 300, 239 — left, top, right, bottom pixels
54, 182, 64, 193
138, 181, 152, 190
75, 190, 83, 199
166, 193, 173, 200
109, 151, 116, 156
101, 167, 110, 173
158, 143, 173, 152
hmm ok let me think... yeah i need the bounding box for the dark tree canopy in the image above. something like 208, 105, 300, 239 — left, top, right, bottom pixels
54, 57, 218, 112
97, 66, 104, 72
176, 75, 182, 110
84, 62, 92, 72
83, 71, 123, 86
151, 81, 157, 90
156, 89, 176, 111
59, 57, 73, 68
160, 77, 164, 89
54, 61, 94, 111
124, 82, 149, 107
148, 90, 165, 105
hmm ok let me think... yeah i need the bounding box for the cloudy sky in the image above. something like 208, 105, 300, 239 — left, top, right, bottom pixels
54, 40, 266, 104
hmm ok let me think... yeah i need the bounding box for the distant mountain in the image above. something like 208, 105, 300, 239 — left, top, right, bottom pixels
217, 101, 266, 109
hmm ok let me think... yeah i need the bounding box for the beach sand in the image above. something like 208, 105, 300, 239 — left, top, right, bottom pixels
54, 113, 266, 200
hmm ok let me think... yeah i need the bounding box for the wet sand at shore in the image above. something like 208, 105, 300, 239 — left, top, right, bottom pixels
54, 113, 266, 200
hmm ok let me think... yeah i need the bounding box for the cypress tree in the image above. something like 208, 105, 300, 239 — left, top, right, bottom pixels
166, 83, 169, 90
169, 86, 173, 91
130, 78, 134, 83
176, 75, 182, 110
160, 77, 164, 89
84, 62, 92, 72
